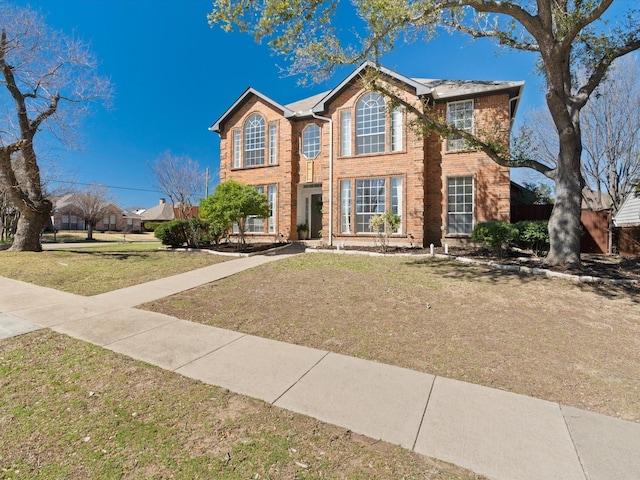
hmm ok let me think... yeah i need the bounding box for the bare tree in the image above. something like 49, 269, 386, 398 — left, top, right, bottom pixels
72, 184, 113, 241
0, 3, 111, 251
150, 151, 204, 220
525, 55, 640, 213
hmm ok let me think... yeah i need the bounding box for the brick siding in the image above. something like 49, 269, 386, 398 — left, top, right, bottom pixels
217, 78, 512, 246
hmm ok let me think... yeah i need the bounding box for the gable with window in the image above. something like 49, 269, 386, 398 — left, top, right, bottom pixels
340, 92, 404, 157
447, 99, 474, 151
232, 114, 278, 168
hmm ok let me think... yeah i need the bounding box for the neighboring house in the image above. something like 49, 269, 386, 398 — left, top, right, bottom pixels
210, 62, 524, 247
51, 195, 142, 232
140, 198, 175, 226
613, 194, 640, 227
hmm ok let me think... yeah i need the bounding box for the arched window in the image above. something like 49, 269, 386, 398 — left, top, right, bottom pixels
356, 93, 386, 154
244, 114, 265, 166
302, 124, 321, 159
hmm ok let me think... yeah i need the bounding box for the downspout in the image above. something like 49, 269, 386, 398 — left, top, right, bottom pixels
311, 113, 333, 246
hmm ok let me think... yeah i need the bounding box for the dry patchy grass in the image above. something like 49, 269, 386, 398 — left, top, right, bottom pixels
0, 244, 230, 296
144, 253, 640, 423
0, 330, 483, 479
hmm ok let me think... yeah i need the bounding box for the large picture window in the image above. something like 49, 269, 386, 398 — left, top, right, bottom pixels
356, 93, 386, 155
447, 100, 474, 151
244, 114, 266, 167
340, 177, 403, 234
246, 186, 265, 233
447, 176, 474, 234
355, 178, 386, 233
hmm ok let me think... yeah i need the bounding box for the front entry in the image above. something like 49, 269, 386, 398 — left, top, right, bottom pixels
310, 194, 323, 239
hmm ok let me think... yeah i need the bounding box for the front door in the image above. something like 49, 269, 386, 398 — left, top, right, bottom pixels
310, 194, 323, 239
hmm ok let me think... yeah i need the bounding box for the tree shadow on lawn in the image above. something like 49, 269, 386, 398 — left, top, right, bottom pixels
404, 258, 640, 304
63, 250, 150, 261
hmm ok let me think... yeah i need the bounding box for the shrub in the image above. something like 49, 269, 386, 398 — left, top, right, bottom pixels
369, 211, 402, 253
515, 220, 550, 256
154, 220, 189, 247
471, 221, 518, 256
143, 222, 162, 232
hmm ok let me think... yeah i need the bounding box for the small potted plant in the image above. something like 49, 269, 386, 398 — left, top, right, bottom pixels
297, 223, 309, 240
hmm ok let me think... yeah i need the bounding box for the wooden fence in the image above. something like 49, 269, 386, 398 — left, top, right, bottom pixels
510, 205, 610, 254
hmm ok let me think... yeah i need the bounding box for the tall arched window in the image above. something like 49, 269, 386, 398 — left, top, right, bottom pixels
356, 93, 386, 154
244, 114, 265, 166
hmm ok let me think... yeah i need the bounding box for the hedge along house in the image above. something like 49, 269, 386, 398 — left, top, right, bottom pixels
210, 62, 524, 247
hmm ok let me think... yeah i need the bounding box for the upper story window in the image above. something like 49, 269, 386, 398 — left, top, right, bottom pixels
391, 107, 403, 152
302, 124, 321, 159
232, 114, 279, 169
244, 114, 266, 166
447, 100, 474, 151
341, 111, 352, 156
356, 93, 386, 155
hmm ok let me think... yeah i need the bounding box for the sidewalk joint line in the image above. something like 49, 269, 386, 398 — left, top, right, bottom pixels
559, 404, 589, 480
103, 315, 181, 347
171, 332, 249, 371
271, 350, 331, 405
411, 374, 437, 451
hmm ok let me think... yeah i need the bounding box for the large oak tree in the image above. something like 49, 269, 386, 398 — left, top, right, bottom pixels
0, 3, 110, 251
209, 0, 640, 266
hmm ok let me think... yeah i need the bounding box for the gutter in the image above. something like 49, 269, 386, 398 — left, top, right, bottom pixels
311, 113, 333, 246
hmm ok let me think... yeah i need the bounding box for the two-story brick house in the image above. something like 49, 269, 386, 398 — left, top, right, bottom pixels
210, 62, 524, 247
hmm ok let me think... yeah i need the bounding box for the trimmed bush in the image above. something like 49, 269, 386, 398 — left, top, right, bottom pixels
515, 220, 550, 256
471, 221, 519, 256
154, 220, 189, 247
143, 222, 162, 232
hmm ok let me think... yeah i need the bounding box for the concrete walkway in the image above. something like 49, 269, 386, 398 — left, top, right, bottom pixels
1, 247, 639, 480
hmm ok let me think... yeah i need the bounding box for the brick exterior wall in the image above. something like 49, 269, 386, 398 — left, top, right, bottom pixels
217, 76, 512, 247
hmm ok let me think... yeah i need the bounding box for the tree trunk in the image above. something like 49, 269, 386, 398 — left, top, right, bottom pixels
8, 203, 51, 252
545, 132, 584, 267
87, 223, 94, 240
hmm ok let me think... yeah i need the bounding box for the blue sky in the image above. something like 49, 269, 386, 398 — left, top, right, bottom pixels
19, 0, 547, 209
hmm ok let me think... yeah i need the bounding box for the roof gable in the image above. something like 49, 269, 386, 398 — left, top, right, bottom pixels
210, 87, 296, 133
311, 61, 432, 114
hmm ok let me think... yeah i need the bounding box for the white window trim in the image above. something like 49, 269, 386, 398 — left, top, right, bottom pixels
446, 176, 475, 235
391, 107, 403, 152
268, 123, 277, 165
446, 99, 474, 152
341, 110, 352, 156
356, 93, 386, 155
233, 129, 241, 168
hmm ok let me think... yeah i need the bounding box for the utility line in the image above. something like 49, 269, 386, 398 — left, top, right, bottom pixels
50, 180, 163, 194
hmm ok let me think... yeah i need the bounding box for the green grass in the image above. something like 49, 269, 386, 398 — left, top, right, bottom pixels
0, 243, 230, 296
0, 330, 481, 479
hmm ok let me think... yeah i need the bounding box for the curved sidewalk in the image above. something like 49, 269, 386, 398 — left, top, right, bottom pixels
1, 250, 639, 480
